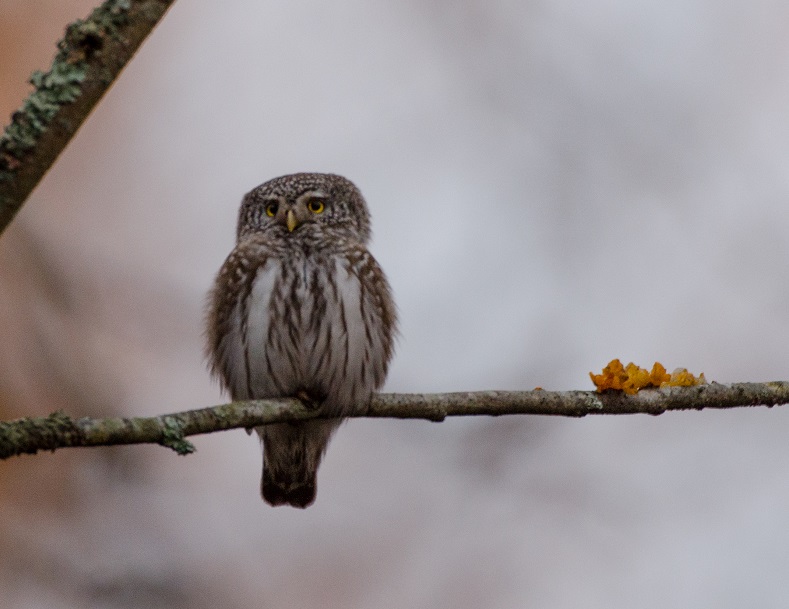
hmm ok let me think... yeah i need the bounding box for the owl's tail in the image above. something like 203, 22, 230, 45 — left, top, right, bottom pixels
258, 420, 340, 509
262, 464, 315, 509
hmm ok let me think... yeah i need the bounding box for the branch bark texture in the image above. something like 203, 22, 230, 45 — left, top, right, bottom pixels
0, 0, 177, 235
1, 382, 787, 460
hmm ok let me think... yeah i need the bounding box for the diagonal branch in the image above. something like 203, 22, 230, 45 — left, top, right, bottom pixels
1, 382, 787, 460
0, 0, 177, 236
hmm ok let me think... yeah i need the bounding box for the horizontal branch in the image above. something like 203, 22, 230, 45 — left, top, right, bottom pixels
0, 0, 177, 235
1, 381, 787, 460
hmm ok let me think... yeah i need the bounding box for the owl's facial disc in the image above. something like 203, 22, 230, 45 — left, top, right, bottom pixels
259, 190, 329, 234
284, 191, 328, 232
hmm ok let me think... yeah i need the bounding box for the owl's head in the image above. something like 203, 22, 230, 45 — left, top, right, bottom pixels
236, 173, 372, 244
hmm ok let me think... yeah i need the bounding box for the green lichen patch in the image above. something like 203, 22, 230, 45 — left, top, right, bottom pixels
0, 64, 87, 158
0, 410, 81, 459
0, 0, 134, 173
159, 416, 197, 455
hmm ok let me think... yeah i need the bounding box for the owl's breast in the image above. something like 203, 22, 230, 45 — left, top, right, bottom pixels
237, 251, 382, 415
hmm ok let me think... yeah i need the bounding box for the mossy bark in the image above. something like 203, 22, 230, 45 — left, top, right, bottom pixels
0, 0, 177, 234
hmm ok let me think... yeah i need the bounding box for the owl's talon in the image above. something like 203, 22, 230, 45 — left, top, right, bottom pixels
295, 390, 321, 410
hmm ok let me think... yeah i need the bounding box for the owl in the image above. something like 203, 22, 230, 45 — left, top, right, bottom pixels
205, 173, 396, 508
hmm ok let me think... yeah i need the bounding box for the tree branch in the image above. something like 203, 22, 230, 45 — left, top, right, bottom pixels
1, 382, 787, 460
0, 0, 177, 236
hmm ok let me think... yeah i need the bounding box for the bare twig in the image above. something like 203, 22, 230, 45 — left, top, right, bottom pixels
0, 0, 177, 235
1, 382, 787, 460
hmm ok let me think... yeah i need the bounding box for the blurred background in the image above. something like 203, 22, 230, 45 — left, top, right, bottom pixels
2, 0, 789, 607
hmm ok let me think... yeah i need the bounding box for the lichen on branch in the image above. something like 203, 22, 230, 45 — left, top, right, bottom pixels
0, 0, 178, 235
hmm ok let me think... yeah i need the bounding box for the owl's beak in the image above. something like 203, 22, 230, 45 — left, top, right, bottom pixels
286, 209, 299, 232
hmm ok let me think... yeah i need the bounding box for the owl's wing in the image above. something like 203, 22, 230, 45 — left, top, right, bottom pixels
358, 247, 397, 387
205, 236, 279, 400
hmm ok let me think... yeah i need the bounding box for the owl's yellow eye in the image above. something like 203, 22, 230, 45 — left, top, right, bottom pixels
265, 203, 278, 217
307, 199, 325, 214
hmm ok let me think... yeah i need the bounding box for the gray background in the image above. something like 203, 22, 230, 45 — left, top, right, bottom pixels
2, 0, 789, 607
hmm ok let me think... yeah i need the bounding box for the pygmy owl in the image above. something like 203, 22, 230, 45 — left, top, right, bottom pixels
205, 173, 396, 508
